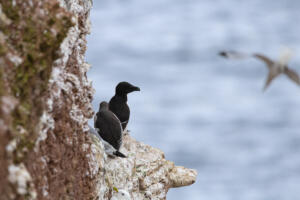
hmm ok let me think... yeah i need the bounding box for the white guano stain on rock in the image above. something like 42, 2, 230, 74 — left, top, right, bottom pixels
8, 164, 37, 199
34, 111, 55, 150
6, 139, 17, 154
111, 189, 131, 200
47, 0, 94, 133
7, 52, 23, 66
37, 0, 94, 151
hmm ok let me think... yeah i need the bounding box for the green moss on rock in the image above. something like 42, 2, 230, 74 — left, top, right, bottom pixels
0, 68, 4, 97
0, 0, 74, 163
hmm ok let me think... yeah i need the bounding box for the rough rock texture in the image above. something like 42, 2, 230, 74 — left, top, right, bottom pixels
89, 132, 197, 199
0, 0, 94, 199
0, 0, 197, 199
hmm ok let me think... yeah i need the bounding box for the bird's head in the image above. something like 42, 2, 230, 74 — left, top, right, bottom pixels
115, 82, 140, 96
219, 51, 227, 57
218, 50, 248, 59
99, 101, 109, 110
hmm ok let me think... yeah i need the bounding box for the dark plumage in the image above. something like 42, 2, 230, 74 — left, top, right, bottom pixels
94, 101, 126, 158
109, 82, 140, 130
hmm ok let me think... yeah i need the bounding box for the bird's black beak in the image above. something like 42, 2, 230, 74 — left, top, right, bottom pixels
130, 86, 140, 92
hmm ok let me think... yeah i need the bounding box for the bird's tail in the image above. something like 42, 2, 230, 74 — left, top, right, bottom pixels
114, 151, 127, 158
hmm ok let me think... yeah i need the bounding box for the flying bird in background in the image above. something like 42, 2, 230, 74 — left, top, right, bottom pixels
219, 49, 300, 91
94, 101, 126, 158
109, 82, 140, 130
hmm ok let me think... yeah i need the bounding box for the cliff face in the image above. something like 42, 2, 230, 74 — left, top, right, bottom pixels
0, 0, 197, 199
0, 0, 94, 199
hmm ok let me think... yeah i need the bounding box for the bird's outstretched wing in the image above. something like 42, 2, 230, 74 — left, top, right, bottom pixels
284, 67, 300, 86
263, 70, 281, 91
253, 53, 279, 91
253, 54, 274, 69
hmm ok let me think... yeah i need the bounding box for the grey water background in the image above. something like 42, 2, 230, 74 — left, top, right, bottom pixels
86, 0, 300, 199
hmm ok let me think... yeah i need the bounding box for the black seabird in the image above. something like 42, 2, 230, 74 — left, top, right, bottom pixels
89, 125, 124, 157
94, 101, 126, 158
219, 50, 300, 91
109, 82, 140, 130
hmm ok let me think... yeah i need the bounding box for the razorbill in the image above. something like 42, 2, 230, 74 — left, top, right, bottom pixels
219, 49, 300, 91
109, 82, 140, 130
89, 125, 125, 158
94, 101, 126, 158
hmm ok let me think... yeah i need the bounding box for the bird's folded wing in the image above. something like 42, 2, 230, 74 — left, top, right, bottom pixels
284, 67, 300, 85
102, 113, 123, 149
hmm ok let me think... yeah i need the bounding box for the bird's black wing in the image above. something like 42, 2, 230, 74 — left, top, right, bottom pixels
95, 111, 123, 150
109, 96, 130, 130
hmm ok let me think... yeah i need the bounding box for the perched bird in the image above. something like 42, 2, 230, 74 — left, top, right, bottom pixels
109, 82, 140, 130
94, 101, 126, 158
219, 49, 300, 91
89, 125, 125, 158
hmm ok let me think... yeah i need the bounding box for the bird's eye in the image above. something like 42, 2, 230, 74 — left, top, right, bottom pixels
121, 193, 124, 196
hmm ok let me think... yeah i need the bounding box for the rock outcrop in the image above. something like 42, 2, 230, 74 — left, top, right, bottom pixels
89, 128, 197, 199
0, 0, 197, 199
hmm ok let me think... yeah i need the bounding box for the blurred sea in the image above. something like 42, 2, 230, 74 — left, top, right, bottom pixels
86, 0, 300, 199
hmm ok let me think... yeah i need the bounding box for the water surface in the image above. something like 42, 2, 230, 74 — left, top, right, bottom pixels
87, 0, 300, 199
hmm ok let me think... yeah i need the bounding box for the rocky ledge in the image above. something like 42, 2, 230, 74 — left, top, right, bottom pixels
89, 128, 197, 199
